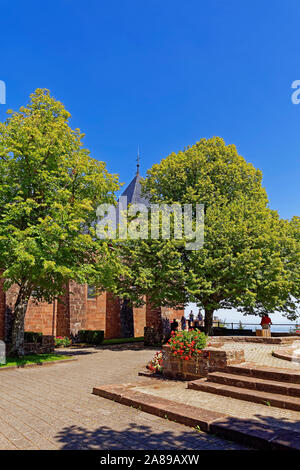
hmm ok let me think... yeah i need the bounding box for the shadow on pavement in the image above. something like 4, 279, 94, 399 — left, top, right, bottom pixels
55, 422, 246, 450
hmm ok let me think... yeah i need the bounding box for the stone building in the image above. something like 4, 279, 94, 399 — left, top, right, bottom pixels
0, 166, 183, 341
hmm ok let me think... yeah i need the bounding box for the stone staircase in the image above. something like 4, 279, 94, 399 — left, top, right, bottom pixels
188, 364, 300, 412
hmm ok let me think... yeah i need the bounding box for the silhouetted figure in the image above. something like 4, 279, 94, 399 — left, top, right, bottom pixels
188, 311, 194, 329
180, 316, 186, 331
197, 310, 203, 326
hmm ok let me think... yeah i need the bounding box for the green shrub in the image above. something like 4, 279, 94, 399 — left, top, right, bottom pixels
78, 330, 104, 345
24, 331, 43, 343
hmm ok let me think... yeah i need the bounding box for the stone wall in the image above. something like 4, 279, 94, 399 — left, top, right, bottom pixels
24, 300, 55, 336
105, 292, 121, 338
133, 302, 146, 337
68, 282, 87, 336
85, 291, 107, 333
6, 335, 55, 355
4, 284, 56, 339
0, 279, 184, 342
162, 344, 245, 380
144, 305, 185, 345
56, 291, 70, 337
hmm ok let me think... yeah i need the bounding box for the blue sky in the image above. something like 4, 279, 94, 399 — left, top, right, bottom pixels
0, 0, 299, 221
0, 1, 299, 323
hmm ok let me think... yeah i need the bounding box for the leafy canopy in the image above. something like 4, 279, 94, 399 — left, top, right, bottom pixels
0, 88, 120, 300
107, 137, 299, 321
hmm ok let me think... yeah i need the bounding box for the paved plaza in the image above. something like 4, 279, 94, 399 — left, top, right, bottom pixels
220, 341, 300, 369
0, 344, 248, 450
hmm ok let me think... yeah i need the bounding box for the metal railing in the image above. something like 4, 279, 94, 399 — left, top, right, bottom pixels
213, 322, 299, 331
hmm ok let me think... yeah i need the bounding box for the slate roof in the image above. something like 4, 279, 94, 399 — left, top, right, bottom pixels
119, 173, 149, 207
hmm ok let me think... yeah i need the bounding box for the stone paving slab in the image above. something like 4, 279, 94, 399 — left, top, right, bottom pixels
219, 342, 300, 369
273, 346, 300, 364
0, 346, 247, 450
210, 417, 300, 450
93, 380, 300, 450
93, 383, 227, 432
132, 380, 300, 434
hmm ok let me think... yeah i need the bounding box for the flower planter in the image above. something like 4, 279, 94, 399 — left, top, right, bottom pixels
162, 344, 245, 380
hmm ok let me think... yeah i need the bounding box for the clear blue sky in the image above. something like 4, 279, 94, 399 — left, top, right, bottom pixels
0, 0, 299, 220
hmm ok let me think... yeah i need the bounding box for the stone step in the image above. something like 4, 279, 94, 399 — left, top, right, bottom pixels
93, 382, 300, 449
208, 371, 300, 398
188, 379, 300, 411
222, 364, 300, 384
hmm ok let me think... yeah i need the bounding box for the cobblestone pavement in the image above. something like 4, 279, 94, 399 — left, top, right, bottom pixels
0, 345, 248, 450
133, 381, 300, 433
133, 341, 300, 435
220, 341, 300, 369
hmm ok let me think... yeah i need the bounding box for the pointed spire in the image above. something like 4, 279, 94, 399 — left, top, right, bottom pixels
136, 145, 140, 175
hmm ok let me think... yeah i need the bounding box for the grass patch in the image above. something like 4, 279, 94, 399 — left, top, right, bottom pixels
102, 337, 144, 345
0, 353, 70, 368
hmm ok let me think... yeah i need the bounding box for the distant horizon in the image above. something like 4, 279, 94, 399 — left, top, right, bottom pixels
184, 303, 299, 325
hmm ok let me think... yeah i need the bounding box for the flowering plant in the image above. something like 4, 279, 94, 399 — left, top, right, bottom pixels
54, 336, 72, 348
147, 351, 163, 373
168, 330, 209, 360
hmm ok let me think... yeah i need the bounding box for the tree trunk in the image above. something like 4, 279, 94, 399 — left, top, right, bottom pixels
10, 284, 32, 357
204, 308, 214, 336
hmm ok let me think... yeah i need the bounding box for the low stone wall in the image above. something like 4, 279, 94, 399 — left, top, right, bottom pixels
6, 335, 55, 355
216, 335, 300, 344
272, 346, 300, 364
162, 344, 245, 380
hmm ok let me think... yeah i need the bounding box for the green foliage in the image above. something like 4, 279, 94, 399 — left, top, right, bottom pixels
24, 331, 43, 343
0, 89, 120, 354
0, 353, 69, 368
78, 329, 104, 345
106, 137, 300, 328
0, 88, 120, 301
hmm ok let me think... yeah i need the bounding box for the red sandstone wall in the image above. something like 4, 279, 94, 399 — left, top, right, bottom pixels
162, 306, 184, 323
5, 285, 56, 336
0, 278, 185, 341
133, 303, 146, 337
56, 290, 70, 337
105, 292, 121, 338
85, 290, 106, 332
25, 299, 55, 336
146, 300, 162, 331
68, 282, 87, 336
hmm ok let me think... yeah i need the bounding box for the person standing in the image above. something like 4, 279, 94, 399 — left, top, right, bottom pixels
188, 311, 194, 329
261, 314, 272, 330
197, 310, 203, 327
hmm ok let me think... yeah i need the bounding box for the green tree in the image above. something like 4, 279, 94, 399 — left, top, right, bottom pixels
0, 89, 119, 355
108, 137, 299, 334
